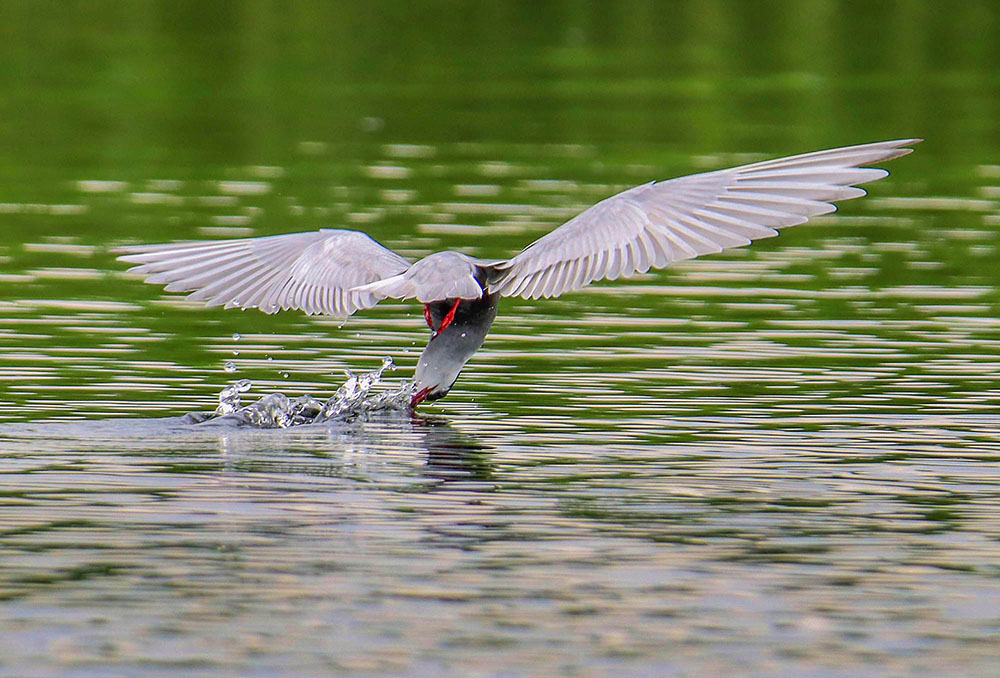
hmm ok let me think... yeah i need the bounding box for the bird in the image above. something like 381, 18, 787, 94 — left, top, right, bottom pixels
115, 138, 920, 407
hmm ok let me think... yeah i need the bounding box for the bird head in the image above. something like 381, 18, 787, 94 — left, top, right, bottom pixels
409, 293, 500, 408
410, 341, 463, 407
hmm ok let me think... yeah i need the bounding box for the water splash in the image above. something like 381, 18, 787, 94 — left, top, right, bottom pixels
315, 356, 400, 421
197, 357, 414, 428
215, 379, 252, 415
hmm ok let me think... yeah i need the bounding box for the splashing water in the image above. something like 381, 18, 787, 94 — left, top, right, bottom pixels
314, 356, 406, 421
215, 379, 252, 415
194, 357, 415, 428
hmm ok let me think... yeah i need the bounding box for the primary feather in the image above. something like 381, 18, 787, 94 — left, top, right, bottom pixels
489, 139, 920, 299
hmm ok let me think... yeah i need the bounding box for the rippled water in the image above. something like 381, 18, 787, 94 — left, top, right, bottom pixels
3, 2, 1000, 676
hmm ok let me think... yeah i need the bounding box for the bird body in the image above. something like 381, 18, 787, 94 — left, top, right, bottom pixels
413, 293, 500, 405
116, 139, 920, 406
356, 250, 496, 303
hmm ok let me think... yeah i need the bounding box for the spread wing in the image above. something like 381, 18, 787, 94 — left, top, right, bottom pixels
490, 139, 920, 299
115, 229, 411, 317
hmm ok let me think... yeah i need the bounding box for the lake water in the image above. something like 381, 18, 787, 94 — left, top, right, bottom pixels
2, 2, 1000, 676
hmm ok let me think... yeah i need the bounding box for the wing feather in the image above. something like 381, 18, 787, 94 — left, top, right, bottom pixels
491, 139, 919, 299
115, 229, 411, 318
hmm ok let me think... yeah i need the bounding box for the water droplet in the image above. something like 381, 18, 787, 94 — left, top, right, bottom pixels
214, 378, 252, 415
360, 116, 384, 133
281, 372, 289, 379
232, 350, 240, 357
224, 361, 237, 373
232, 332, 241, 341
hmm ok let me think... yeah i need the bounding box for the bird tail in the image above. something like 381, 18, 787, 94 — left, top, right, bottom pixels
350, 275, 408, 300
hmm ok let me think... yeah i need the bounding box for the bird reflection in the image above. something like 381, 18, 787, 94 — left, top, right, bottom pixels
192, 407, 494, 486
409, 413, 493, 485
0, 408, 496, 488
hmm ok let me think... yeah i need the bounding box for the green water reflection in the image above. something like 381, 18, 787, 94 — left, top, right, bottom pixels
2, 3, 1000, 675
1, 1, 998, 421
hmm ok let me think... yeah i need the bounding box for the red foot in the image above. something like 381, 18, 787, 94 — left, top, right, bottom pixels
438, 299, 460, 334
423, 299, 461, 337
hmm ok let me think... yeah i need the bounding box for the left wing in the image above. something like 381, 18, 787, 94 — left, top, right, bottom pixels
490, 139, 920, 299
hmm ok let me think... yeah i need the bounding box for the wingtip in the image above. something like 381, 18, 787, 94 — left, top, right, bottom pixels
110, 243, 173, 263
889, 138, 922, 154
110, 245, 142, 262
867, 138, 921, 165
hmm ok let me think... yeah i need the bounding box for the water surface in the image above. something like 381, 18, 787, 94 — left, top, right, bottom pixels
2, 2, 1000, 676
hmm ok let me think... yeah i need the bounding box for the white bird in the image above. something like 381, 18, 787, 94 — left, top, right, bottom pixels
116, 138, 920, 406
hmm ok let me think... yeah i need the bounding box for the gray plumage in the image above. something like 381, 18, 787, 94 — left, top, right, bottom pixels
116, 229, 410, 317
115, 139, 919, 404
117, 139, 919, 315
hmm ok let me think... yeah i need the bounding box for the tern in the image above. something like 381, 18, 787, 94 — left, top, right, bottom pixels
115, 138, 919, 407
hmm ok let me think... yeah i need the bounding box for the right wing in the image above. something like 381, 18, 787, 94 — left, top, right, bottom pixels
115, 229, 411, 317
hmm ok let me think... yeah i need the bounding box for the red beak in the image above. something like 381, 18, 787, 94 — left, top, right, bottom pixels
410, 386, 433, 408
